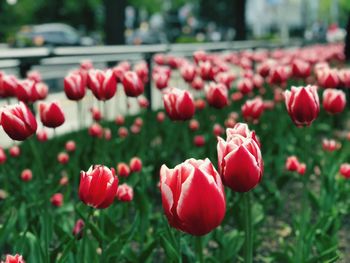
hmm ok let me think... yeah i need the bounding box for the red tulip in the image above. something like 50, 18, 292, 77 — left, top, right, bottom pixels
317, 69, 339, 88
285, 156, 300, 171
322, 138, 341, 152
79, 165, 119, 208
64, 72, 86, 100
206, 82, 228, 109
284, 85, 320, 127
237, 78, 253, 95
0, 102, 37, 140
339, 163, 350, 179
252, 74, 264, 89
153, 72, 169, 90
122, 71, 144, 97
291, 59, 311, 78
65, 140, 76, 152
322, 89, 346, 114
268, 66, 289, 85
198, 61, 216, 81
191, 77, 204, 90
338, 69, 350, 88
21, 169, 32, 181
58, 152, 69, 164
130, 157, 142, 173
59, 176, 69, 186
116, 183, 134, 202
72, 219, 85, 239
89, 123, 103, 138
134, 61, 149, 83
16, 80, 38, 103
0, 147, 6, 164
117, 162, 130, 177
9, 146, 20, 157
160, 158, 226, 236
195, 98, 206, 110
163, 88, 195, 121
241, 97, 265, 122
181, 64, 196, 83
27, 70, 42, 83
0, 75, 17, 98
297, 163, 306, 175
80, 60, 93, 70
39, 102, 65, 128
2, 254, 25, 263
193, 50, 207, 64
88, 69, 117, 100
217, 125, 263, 192
138, 96, 149, 108
215, 72, 235, 89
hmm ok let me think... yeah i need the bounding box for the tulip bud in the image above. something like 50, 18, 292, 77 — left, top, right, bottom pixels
189, 119, 200, 131
268, 66, 289, 85
199, 61, 216, 81
153, 72, 169, 90
213, 124, 224, 136
117, 162, 130, 177
122, 71, 144, 97
138, 96, 149, 108
58, 152, 69, 165
72, 219, 85, 239
104, 128, 112, 140
65, 140, 76, 152
27, 70, 42, 83
163, 88, 195, 121
284, 85, 320, 127
39, 102, 65, 128
9, 146, 21, 157
0, 147, 6, 164
317, 69, 339, 88
195, 98, 206, 110
88, 69, 117, 101
291, 59, 311, 79
2, 254, 25, 263
322, 89, 346, 114
115, 115, 125, 125
241, 97, 265, 123
217, 125, 263, 192
116, 183, 134, 202
215, 72, 235, 89
118, 127, 128, 138
79, 165, 119, 209
51, 193, 63, 207
160, 158, 226, 236
60, 176, 69, 186
89, 123, 103, 138
134, 61, 149, 83
206, 82, 228, 109
36, 129, 48, 142
193, 135, 205, 147
0, 102, 37, 140
21, 169, 32, 182
285, 156, 300, 171
129, 157, 142, 173
90, 107, 102, 122
64, 72, 86, 100
157, 112, 166, 122
339, 163, 350, 179
297, 163, 306, 175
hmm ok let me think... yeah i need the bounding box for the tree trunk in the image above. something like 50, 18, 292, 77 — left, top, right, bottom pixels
233, 0, 246, 40
104, 0, 126, 45
345, 15, 350, 61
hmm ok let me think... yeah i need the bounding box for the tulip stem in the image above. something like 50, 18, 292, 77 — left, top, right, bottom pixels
77, 101, 83, 130
195, 236, 203, 263
243, 192, 253, 263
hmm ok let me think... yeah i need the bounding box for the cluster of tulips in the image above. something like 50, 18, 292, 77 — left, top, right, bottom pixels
0, 41, 350, 262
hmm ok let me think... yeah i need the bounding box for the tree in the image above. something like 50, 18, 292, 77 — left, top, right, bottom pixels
104, 0, 126, 45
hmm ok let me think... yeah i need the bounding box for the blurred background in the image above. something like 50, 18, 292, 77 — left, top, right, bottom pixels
0, 0, 349, 48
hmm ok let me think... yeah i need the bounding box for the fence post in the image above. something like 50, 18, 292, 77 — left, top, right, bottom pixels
144, 52, 153, 110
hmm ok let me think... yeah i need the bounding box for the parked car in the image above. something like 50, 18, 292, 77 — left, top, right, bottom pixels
13, 23, 96, 47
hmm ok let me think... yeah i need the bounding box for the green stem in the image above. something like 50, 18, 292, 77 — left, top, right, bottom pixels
195, 236, 203, 263
243, 192, 253, 263
81, 208, 94, 262
178, 232, 182, 263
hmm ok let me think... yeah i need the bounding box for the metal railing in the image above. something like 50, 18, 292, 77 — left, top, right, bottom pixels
0, 39, 304, 107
